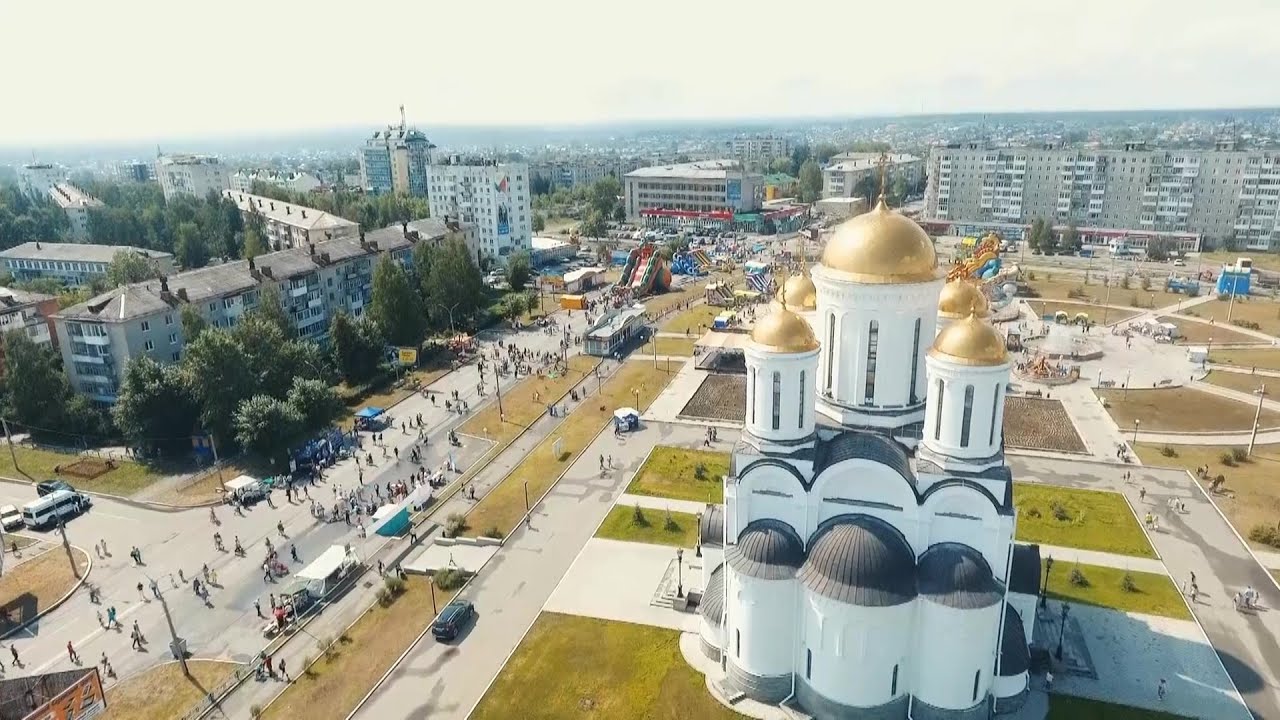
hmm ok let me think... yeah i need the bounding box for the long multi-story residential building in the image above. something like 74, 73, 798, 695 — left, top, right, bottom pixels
0, 287, 60, 371
54, 220, 466, 403
155, 154, 231, 201
0, 242, 175, 286
529, 156, 645, 190
49, 183, 104, 241
623, 160, 763, 224
360, 112, 433, 196
725, 134, 791, 167
823, 153, 923, 199
114, 160, 155, 183
427, 157, 531, 264
229, 171, 323, 195
17, 163, 64, 201
222, 190, 360, 250
926, 140, 1280, 250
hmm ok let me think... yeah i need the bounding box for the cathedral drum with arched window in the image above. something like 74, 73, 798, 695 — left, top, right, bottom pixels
920, 314, 1012, 473
723, 520, 804, 703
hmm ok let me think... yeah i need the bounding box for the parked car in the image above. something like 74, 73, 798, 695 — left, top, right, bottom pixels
36, 480, 74, 498
0, 505, 22, 531
432, 599, 475, 641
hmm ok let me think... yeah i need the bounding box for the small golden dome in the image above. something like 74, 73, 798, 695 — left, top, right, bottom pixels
751, 308, 820, 353
776, 273, 818, 310
820, 197, 939, 284
938, 280, 990, 319
930, 314, 1008, 367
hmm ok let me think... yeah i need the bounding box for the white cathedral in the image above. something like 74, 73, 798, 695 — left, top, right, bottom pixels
694, 197, 1043, 720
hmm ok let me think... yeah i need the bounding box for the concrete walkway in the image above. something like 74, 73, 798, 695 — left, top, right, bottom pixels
616, 493, 707, 516
1037, 544, 1167, 575
1011, 455, 1276, 720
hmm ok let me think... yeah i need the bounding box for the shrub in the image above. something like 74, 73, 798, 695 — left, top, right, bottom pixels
482, 526, 503, 539
1068, 288, 1088, 300
1140, 275, 1151, 291
1231, 447, 1248, 463
1120, 275, 1130, 290
383, 574, 406, 597
375, 586, 392, 606
318, 634, 335, 659
443, 512, 467, 538
250, 706, 263, 719
1049, 500, 1071, 522
1248, 524, 1280, 549
1026, 270, 1037, 281
1160, 445, 1178, 458
1026, 506, 1042, 519
1121, 573, 1139, 593
632, 503, 648, 526
1219, 451, 1237, 467
694, 462, 708, 481
1232, 319, 1262, 331
301, 655, 315, 677
435, 567, 472, 590
664, 509, 679, 532
1069, 566, 1090, 587
1128, 294, 1140, 308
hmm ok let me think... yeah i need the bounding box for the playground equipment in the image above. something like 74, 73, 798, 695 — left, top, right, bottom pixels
671, 251, 708, 276
947, 233, 1003, 282
746, 272, 774, 295
705, 282, 734, 307
1166, 277, 1202, 295
615, 242, 673, 297
1014, 353, 1082, 385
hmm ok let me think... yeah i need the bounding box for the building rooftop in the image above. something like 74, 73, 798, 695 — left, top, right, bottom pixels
157, 154, 222, 166
626, 159, 752, 180
587, 304, 647, 340
0, 242, 172, 264
826, 153, 919, 172
48, 183, 103, 210
0, 287, 55, 309
223, 191, 358, 234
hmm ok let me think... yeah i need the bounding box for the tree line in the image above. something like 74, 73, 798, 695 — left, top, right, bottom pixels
0, 184, 70, 248
531, 176, 624, 239
247, 181, 431, 233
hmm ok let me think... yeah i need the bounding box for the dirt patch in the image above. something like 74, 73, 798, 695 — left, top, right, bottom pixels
57, 458, 114, 480
102, 660, 242, 720
0, 545, 89, 634
1003, 397, 1086, 453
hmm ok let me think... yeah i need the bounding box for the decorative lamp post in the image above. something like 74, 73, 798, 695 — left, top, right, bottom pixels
695, 513, 703, 558
676, 547, 684, 598
1055, 602, 1071, 661
1133, 419, 1141, 444
1040, 555, 1054, 610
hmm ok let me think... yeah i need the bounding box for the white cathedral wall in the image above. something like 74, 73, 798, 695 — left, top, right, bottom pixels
810, 458, 920, 548
811, 268, 942, 413
727, 570, 797, 678
701, 547, 724, 591
993, 670, 1028, 700
736, 465, 808, 542
920, 484, 1008, 577
743, 345, 819, 444
700, 612, 725, 654
1008, 592, 1038, 648
801, 589, 913, 708
912, 600, 1001, 710
921, 357, 1010, 462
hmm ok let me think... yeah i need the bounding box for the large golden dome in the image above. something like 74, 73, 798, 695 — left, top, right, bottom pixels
820, 197, 939, 284
751, 308, 819, 353
776, 273, 818, 310
930, 314, 1008, 366
938, 280, 990, 319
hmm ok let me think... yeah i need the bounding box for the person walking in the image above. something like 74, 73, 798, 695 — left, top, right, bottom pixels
66, 641, 79, 664
255, 599, 263, 618
9, 646, 18, 667
264, 654, 274, 679
1157, 678, 1167, 700
279, 657, 289, 682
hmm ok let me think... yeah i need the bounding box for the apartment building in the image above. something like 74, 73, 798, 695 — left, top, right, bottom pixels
17, 163, 64, 201
427, 158, 531, 264
0, 242, 175, 286
155, 154, 231, 201
0, 287, 59, 364
725, 134, 792, 167
54, 221, 462, 403
222, 191, 359, 250
114, 160, 155, 183
926, 141, 1280, 250
529, 156, 644, 190
823, 153, 923, 199
229, 171, 323, 195
49, 183, 104, 241
360, 127, 432, 196
623, 160, 763, 223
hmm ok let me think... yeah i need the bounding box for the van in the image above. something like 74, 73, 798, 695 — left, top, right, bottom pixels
21, 490, 91, 530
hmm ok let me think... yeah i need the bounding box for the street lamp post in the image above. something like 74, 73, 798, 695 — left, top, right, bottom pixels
1249, 383, 1266, 456
1055, 602, 1071, 661
433, 302, 462, 334
1124, 370, 1131, 399
1133, 419, 1141, 445
146, 574, 190, 677
676, 547, 684, 598
1040, 556, 1054, 610
430, 579, 438, 616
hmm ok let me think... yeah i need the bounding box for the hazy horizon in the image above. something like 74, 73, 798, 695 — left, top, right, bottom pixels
3, 0, 1278, 148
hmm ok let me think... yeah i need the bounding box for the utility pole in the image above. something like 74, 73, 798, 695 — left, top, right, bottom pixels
1250, 383, 1266, 456
56, 518, 79, 579
492, 361, 504, 420
208, 436, 226, 495
1, 418, 18, 473
151, 577, 190, 677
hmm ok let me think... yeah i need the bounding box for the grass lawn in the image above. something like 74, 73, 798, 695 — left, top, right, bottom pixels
1014, 483, 1156, 558
596, 506, 700, 547
1272, 569, 1280, 584
262, 576, 458, 720
626, 446, 728, 503
0, 545, 90, 634
101, 660, 242, 720
1133, 443, 1280, 554
1047, 694, 1191, 720
1024, 300, 1139, 326
1023, 275, 1185, 309
643, 281, 709, 320
1183, 298, 1280, 338
0, 446, 165, 497
338, 364, 453, 426
660, 305, 721, 335
462, 361, 677, 538
145, 460, 262, 507
1157, 316, 1255, 345
458, 355, 599, 445
1201, 370, 1271, 398
472, 613, 746, 720
648, 336, 697, 357
1043, 559, 1191, 620
1210, 348, 1280, 372
1096, 387, 1280, 432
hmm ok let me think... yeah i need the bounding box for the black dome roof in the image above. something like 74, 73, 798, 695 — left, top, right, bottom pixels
918, 543, 1004, 609
726, 519, 804, 580
999, 604, 1030, 676
700, 563, 725, 624
700, 505, 724, 548
798, 515, 916, 606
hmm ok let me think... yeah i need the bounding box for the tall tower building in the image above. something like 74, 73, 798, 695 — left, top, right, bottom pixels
359, 107, 433, 197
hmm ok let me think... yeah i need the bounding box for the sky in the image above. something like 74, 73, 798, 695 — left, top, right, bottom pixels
2, 0, 1279, 145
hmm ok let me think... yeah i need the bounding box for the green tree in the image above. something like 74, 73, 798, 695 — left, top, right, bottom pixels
1041, 223, 1060, 255
423, 238, 487, 331
579, 210, 607, 240
768, 157, 793, 175
180, 304, 208, 342
612, 205, 626, 223
853, 175, 878, 208
242, 225, 266, 259
1026, 218, 1045, 253
532, 213, 546, 232
174, 221, 210, 269
286, 377, 344, 432
506, 252, 532, 292
500, 293, 527, 324
586, 177, 622, 218
112, 357, 199, 455
813, 143, 842, 164
798, 160, 823, 203
1060, 222, 1081, 254
1146, 237, 1174, 262
234, 395, 302, 464
106, 250, 158, 287
2, 330, 73, 433
890, 175, 910, 205
370, 256, 425, 346
182, 328, 257, 445
246, 284, 292, 339
330, 311, 385, 384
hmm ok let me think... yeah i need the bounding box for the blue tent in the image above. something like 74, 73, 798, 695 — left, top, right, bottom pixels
355, 407, 385, 419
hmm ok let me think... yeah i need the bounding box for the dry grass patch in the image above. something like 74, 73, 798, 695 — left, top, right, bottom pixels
660, 305, 721, 334
0, 446, 164, 497
626, 446, 729, 504
262, 576, 457, 720
0, 545, 90, 634
1023, 275, 1185, 309
1187, 297, 1280, 338
338, 364, 453, 425
1157, 317, 1255, 345
1003, 397, 1087, 453
458, 355, 598, 444
1134, 443, 1280, 554
462, 361, 677, 537
1210, 348, 1280, 372
102, 660, 241, 720
472, 613, 746, 720
1097, 387, 1280, 433
1201, 370, 1271, 398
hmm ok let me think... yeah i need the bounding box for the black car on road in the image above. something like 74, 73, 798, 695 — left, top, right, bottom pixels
431, 599, 474, 642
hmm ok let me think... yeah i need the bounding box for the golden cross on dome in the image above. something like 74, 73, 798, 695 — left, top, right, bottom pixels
780, 265, 789, 312
876, 151, 890, 201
